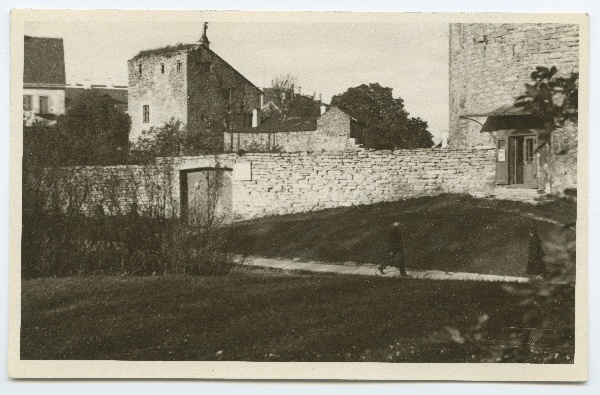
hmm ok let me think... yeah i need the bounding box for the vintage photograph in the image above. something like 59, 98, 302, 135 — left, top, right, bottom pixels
9, 10, 587, 380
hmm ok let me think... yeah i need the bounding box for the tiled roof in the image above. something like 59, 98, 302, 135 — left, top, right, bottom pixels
24, 36, 66, 86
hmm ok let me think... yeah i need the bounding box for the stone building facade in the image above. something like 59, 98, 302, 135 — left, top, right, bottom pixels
127, 25, 262, 150
449, 23, 579, 193
223, 107, 360, 152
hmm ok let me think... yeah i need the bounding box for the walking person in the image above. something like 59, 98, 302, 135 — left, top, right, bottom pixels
526, 227, 546, 278
378, 221, 409, 277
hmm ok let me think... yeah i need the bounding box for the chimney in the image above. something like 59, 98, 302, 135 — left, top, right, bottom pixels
83, 79, 91, 89
441, 131, 449, 149
318, 93, 322, 104
320, 105, 327, 115
252, 109, 260, 127
313, 91, 316, 100
200, 22, 210, 48
298, 86, 301, 95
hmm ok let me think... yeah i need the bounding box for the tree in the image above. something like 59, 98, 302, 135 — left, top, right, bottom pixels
23, 90, 131, 167
267, 74, 322, 118
330, 83, 433, 150
130, 119, 215, 162
514, 66, 579, 132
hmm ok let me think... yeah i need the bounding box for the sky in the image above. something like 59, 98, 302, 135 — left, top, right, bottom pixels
25, 19, 449, 140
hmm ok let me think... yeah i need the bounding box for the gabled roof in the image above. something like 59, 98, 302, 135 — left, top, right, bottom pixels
24, 35, 66, 86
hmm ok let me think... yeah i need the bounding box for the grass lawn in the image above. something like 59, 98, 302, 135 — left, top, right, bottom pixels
21, 269, 574, 362
230, 194, 576, 277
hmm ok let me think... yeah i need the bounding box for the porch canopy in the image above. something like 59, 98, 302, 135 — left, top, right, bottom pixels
460, 104, 545, 133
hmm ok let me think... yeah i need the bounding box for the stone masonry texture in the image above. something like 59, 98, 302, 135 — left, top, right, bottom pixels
41, 148, 496, 221
128, 45, 262, 150
449, 23, 579, 149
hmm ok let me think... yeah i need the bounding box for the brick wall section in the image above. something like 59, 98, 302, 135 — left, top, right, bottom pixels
449, 23, 579, 148
128, 52, 188, 141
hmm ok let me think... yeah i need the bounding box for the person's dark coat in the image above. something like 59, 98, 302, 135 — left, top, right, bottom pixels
389, 226, 404, 253
526, 229, 546, 276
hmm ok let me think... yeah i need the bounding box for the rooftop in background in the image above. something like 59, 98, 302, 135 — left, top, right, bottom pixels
24, 35, 66, 86
238, 115, 320, 134
65, 85, 128, 110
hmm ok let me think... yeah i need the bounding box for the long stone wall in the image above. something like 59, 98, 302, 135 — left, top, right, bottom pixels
171, 148, 496, 220
34, 164, 177, 217
37, 148, 496, 221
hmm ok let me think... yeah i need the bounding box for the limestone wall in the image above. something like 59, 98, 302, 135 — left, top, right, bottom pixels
449, 23, 579, 148
172, 149, 496, 220
35, 164, 178, 217
128, 52, 188, 141
223, 130, 356, 153
38, 148, 496, 222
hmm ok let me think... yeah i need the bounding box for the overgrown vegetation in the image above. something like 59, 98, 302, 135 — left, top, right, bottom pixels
514, 66, 579, 132
132, 43, 197, 61
130, 119, 223, 163
21, 161, 236, 278
23, 89, 131, 167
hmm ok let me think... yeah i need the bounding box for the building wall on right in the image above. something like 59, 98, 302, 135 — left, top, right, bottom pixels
449, 23, 579, 149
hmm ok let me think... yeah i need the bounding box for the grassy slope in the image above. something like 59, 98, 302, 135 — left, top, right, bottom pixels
21, 270, 574, 362
230, 195, 576, 277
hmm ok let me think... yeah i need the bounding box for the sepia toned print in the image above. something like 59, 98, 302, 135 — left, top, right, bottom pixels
9, 10, 588, 380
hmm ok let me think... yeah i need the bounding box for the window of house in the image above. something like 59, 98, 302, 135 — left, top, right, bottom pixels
23, 95, 32, 111
143, 105, 150, 123
39, 96, 49, 114
222, 88, 232, 102
177, 60, 182, 72
161, 63, 165, 74
138, 63, 142, 76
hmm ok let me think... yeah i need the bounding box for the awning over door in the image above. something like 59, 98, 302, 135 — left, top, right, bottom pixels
460, 104, 544, 133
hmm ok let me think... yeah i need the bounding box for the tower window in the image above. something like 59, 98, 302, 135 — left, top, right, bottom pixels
143, 105, 150, 123
177, 61, 182, 72
161, 63, 165, 74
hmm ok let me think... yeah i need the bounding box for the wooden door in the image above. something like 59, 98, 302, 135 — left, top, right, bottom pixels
523, 136, 538, 188
509, 136, 524, 185
180, 169, 233, 225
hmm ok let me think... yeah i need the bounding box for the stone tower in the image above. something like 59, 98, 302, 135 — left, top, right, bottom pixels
449, 23, 579, 148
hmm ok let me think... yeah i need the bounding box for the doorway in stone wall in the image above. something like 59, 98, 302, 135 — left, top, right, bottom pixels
508, 134, 537, 188
180, 168, 233, 226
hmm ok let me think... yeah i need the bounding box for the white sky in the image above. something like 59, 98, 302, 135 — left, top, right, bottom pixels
25, 20, 449, 139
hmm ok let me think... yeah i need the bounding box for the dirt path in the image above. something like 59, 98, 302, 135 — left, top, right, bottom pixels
238, 255, 530, 283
